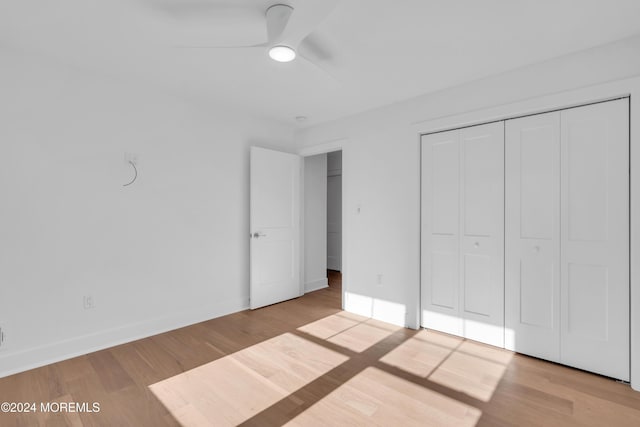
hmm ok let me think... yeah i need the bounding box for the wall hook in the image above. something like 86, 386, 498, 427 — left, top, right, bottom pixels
123, 160, 138, 187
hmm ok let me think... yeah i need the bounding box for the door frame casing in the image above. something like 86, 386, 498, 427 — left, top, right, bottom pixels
413, 75, 640, 391
299, 139, 346, 310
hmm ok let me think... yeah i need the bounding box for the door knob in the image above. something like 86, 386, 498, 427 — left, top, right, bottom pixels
533, 245, 540, 253
473, 242, 480, 248
252, 232, 267, 238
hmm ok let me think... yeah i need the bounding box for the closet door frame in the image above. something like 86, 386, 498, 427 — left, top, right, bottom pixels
417, 80, 640, 391
419, 95, 633, 383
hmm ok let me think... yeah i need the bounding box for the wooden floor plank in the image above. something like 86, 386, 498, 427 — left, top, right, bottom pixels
86, 350, 135, 394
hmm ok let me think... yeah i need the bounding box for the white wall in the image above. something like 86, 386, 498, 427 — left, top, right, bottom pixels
303, 154, 328, 293
0, 48, 295, 377
296, 34, 640, 390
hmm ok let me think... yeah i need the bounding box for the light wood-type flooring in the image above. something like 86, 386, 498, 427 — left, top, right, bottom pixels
1, 270, 640, 426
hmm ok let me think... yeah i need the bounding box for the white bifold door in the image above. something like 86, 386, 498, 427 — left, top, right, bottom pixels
505, 99, 629, 380
505, 112, 562, 362
250, 147, 302, 309
421, 121, 505, 348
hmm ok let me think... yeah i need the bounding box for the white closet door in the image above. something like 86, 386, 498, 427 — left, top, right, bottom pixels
560, 99, 629, 380
505, 112, 561, 360
459, 122, 505, 347
421, 129, 463, 336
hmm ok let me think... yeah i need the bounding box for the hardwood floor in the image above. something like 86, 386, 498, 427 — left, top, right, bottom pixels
1, 271, 639, 426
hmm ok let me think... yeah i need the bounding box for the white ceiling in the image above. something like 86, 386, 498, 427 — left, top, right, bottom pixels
2, 0, 640, 127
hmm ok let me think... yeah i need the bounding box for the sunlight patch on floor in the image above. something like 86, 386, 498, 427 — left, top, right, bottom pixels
149, 333, 348, 426
297, 312, 369, 339
284, 367, 481, 427
327, 319, 402, 353
298, 312, 401, 353
429, 340, 514, 402
379, 330, 513, 402
380, 329, 463, 377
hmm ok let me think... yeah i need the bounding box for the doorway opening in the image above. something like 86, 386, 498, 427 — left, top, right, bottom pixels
326, 150, 342, 298
303, 150, 343, 309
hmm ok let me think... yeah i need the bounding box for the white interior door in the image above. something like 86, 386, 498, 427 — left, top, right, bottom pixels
459, 122, 505, 348
421, 129, 462, 335
250, 146, 301, 309
505, 112, 561, 360
560, 99, 630, 380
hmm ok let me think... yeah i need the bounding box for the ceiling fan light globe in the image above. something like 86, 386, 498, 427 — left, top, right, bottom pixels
269, 45, 296, 62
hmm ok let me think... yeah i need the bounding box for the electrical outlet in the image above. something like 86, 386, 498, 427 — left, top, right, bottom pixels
83, 295, 96, 310
377, 274, 383, 286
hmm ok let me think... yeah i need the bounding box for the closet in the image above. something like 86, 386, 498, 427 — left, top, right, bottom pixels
421, 98, 630, 380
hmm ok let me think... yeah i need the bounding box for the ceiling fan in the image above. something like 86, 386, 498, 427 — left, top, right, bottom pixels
170, 1, 341, 75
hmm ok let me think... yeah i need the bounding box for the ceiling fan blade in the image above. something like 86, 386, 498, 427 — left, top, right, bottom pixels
298, 34, 333, 63
298, 52, 338, 82
142, 1, 268, 47
174, 43, 267, 49
265, 4, 293, 44
279, 0, 341, 47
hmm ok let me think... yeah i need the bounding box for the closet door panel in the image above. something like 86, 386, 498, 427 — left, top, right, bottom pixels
560, 99, 629, 381
430, 248, 457, 308
460, 122, 505, 347
421, 130, 463, 335
505, 112, 560, 361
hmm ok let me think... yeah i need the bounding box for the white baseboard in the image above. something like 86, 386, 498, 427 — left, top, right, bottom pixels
0, 297, 248, 379
305, 278, 329, 293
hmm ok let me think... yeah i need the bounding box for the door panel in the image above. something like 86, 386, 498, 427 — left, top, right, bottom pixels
463, 254, 492, 316
421, 130, 463, 336
250, 147, 301, 309
432, 141, 459, 235
460, 122, 504, 347
520, 124, 557, 240
505, 112, 561, 361
430, 250, 457, 309
520, 257, 554, 328
560, 99, 629, 380
566, 119, 609, 242
462, 133, 500, 237
567, 263, 609, 341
